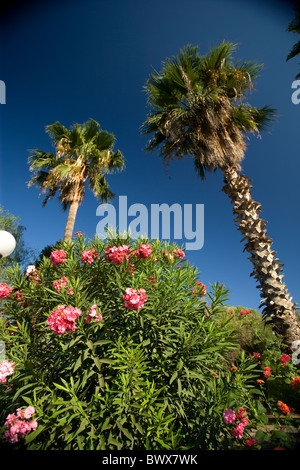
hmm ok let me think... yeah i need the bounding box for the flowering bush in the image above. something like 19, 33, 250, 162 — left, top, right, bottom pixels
0, 233, 299, 450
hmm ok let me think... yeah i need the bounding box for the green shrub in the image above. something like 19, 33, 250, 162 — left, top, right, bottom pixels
0, 233, 299, 450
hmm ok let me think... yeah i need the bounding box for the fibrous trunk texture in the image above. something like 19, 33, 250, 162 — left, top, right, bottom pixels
63, 200, 79, 241
222, 167, 300, 348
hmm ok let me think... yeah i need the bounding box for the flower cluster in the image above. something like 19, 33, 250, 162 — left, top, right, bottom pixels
105, 245, 131, 266
135, 243, 152, 259
47, 305, 82, 334
123, 288, 147, 311
53, 277, 74, 295
0, 283, 13, 300
81, 249, 99, 264
25, 265, 36, 276
240, 309, 250, 316
223, 408, 236, 424
279, 354, 291, 366
3, 407, 37, 444
245, 438, 258, 448
223, 407, 249, 440
85, 304, 102, 324
0, 360, 15, 384
173, 249, 185, 259
263, 366, 271, 378
290, 376, 300, 389
164, 251, 173, 262
191, 281, 206, 296
50, 250, 67, 267
277, 401, 291, 415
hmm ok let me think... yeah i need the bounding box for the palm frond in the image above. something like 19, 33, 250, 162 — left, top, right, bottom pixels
83, 118, 101, 141
45, 122, 70, 145
28, 149, 58, 170
231, 104, 277, 133
89, 173, 114, 203
286, 41, 300, 61
95, 130, 116, 151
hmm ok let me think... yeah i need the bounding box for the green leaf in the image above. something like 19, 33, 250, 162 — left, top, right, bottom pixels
93, 339, 111, 347
25, 424, 46, 444
177, 378, 182, 395
13, 382, 35, 401
169, 371, 178, 384
248, 388, 264, 396
97, 358, 115, 365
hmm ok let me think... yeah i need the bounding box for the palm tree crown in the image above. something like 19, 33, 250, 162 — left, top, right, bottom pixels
286, 7, 300, 78
28, 119, 124, 240
142, 42, 275, 178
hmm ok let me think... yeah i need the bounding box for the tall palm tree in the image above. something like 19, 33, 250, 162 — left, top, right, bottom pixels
286, 7, 300, 78
28, 119, 124, 241
142, 42, 300, 348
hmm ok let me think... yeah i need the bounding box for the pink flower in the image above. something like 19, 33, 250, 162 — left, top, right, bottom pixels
240, 309, 250, 316
0, 360, 15, 384
3, 408, 38, 444
47, 305, 82, 334
16, 406, 35, 420
245, 438, 258, 448
263, 366, 271, 378
123, 288, 147, 311
50, 250, 67, 266
53, 276, 73, 295
231, 422, 246, 439
0, 283, 13, 300
223, 408, 236, 424
85, 304, 103, 324
236, 407, 247, 420
196, 281, 206, 296
105, 245, 131, 266
164, 251, 173, 261
173, 249, 185, 259
192, 282, 206, 297
74, 231, 83, 237
4, 413, 17, 427
81, 249, 99, 264
279, 354, 291, 365
25, 265, 36, 276
135, 244, 152, 259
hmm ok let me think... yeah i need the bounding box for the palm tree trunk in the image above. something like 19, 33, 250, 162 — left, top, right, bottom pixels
222, 167, 300, 349
63, 200, 79, 241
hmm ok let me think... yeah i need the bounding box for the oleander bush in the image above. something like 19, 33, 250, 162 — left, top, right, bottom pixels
0, 233, 299, 450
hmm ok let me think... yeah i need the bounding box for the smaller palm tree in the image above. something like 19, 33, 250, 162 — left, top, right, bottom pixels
28, 119, 124, 241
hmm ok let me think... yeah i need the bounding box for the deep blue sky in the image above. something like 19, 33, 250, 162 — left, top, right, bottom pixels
0, 0, 299, 310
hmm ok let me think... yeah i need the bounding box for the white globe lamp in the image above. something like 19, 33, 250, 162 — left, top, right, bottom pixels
0, 230, 16, 259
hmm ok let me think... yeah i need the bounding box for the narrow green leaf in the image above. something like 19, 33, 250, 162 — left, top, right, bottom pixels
169, 371, 178, 384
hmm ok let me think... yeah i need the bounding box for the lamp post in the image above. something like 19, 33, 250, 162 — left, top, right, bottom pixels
0, 230, 16, 259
